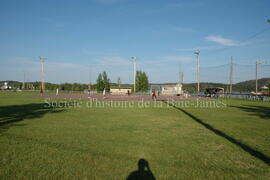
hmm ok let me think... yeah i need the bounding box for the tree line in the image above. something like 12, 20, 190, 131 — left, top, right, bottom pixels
3, 76, 267, 93
95, 70, 149, 92
0, 70, 150, 92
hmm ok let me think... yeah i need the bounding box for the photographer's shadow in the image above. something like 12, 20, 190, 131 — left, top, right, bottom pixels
126, 158, 156, 180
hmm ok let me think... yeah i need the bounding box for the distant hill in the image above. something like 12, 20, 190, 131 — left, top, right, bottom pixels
181, 78, 270, 93
233, 78, 270, 92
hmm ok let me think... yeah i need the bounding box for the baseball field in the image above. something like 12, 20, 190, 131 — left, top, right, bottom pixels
0, 91, 269, 179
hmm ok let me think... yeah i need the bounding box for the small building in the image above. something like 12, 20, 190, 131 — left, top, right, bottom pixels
110, 87, 132, 95
161, 83, 183, 96
150, 83, 183, 95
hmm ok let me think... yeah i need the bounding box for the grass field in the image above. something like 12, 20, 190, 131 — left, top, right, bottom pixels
0, 91, 270, 179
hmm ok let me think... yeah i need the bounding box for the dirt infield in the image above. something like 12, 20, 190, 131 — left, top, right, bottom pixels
33, 93, 209, 101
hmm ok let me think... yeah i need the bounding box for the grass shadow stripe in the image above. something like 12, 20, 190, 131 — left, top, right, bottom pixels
162, 100, 270, 166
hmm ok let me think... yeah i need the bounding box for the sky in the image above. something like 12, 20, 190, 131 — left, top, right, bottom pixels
0, 0, 270, 84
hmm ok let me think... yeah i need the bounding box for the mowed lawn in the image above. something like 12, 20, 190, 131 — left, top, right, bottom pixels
0, 92, 270, 179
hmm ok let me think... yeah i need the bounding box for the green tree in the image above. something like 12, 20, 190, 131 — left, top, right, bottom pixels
102, 71, 110, 92
135, 70, 149, 92
96, 71, 110, 92
33, 81, 40, 90
96, 73, 104, 92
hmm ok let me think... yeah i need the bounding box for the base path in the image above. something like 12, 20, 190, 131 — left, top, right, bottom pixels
33, 93, 209, 102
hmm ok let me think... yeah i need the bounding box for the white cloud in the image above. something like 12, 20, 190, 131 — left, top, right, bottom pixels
5, 58, 84, 83
176, 45, 221, 51
9, 57, 38, 65
177, 35, 251, 52
9, 57, 85, 70
205, 35, 246, 46
4, 56, 197, 84
47, 62, 85, 70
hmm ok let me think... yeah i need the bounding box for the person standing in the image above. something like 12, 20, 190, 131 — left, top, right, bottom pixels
103, 88, 106, 99
152, 90, 156, 100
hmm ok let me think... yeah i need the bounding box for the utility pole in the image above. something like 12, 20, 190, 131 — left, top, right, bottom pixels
194, 51, 200, 96
72, 80, 76, 93
131, 57, 137, 94
256, 61, 260, 94
40, 57, 46, 93
255, 61, 267, 93
23, 71, 26, 90
179, 62, 184, 84
229, 56, 233, 94
117, 77, 121, 89
179, 72, 184, 84
88, 66, 92, 91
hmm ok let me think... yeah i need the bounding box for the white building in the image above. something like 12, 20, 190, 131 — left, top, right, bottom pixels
161, 83, 183, 95
110, 87, 132, 95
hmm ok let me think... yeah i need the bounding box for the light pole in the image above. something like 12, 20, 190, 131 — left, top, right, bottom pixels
72, 80, 76, 93
131, 56, 137, 94
194, 51, 200, 96
256, 61, 267, 93
229, 56, 233, 94
88, 66, 92, 92
23, 70, 26, 90
40, 57, 46, 93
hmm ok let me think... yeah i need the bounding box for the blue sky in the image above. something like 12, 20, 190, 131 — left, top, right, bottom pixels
0, 0, 270, 84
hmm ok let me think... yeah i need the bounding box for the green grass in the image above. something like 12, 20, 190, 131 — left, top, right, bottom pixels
0, 91, 270, 179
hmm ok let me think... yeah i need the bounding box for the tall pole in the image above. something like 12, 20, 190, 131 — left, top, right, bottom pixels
72, 80, 76, 93
179, 72, 184, 84
255, 61, 263, 94
179, 62, 181, 84
178, 62, 184, 84
229, 56, 233, 94
255, 61, 266, 93
132, 57, 137, 94
40, 57, 46, 93
23, 71, 25, 90
256, 62, 259, 93
194, 51, 200, 96
88, 66, 91, 91
117, 77, 121, 89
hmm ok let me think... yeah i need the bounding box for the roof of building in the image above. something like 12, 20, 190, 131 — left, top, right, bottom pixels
161, 83, 181, 87
110, 87, 132, 89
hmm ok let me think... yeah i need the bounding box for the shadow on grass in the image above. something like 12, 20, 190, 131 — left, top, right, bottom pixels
0, 103, 65, 133
6, 133, 155, 178
127, 159, 156, 180
162, 100, 270, 166
230, 105, 270, 119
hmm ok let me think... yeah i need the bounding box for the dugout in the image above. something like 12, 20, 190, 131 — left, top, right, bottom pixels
204, 87, 224, 97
